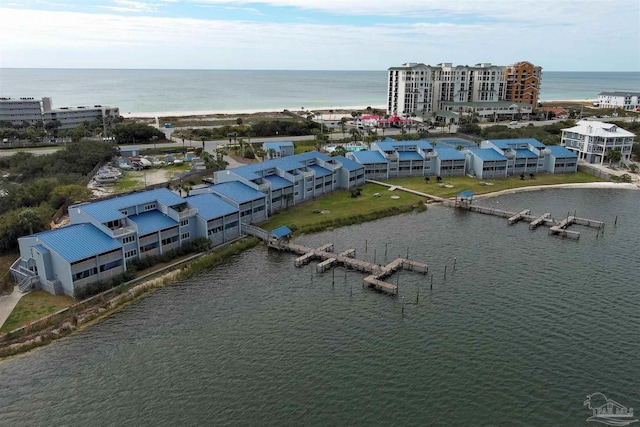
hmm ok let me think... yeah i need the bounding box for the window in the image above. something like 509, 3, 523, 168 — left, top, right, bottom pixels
162, 235, 178, 245
180, 219, 189, 226
181, 232, 190, 240
122, 235, 136, 244
125, 249, 138, 258
144, 203, 156, 211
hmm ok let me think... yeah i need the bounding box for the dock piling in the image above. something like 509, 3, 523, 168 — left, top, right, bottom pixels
453, 257, 457, 270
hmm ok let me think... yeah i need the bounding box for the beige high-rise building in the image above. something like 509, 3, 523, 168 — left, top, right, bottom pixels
387, 61, 542, 120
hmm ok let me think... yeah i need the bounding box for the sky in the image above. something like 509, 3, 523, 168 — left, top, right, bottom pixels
1, 0, 639, 71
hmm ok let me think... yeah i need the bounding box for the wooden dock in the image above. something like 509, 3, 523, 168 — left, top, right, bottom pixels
276, 241, 428, 296
463, 205, 603, 239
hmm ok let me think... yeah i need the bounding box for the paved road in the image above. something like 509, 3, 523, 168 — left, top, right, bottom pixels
1, 116, 635, 158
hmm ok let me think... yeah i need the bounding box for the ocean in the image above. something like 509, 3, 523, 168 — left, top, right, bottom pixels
0, 187, 638, 426
1, 69, 638, 116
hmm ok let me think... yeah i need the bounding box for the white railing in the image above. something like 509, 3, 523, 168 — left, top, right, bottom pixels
111, 226, 136, 237
178, 208, 198, 219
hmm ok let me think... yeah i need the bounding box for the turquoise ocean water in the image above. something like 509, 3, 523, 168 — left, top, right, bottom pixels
1, 69, 638, 115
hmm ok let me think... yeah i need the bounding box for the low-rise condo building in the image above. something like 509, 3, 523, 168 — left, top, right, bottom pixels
560, 120, 635, 164
347, 137, 576, 180
12, 151, 365, 297
0, 97, 43, 126
596, 92, 640, 111
0, 97, 119, 130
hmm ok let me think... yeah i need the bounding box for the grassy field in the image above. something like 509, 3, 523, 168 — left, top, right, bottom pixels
260, 183, 426, 232
386, 171, 603, 198
260, 172, 604, 232
0, 291, 73, 333
293, 140, 318, 154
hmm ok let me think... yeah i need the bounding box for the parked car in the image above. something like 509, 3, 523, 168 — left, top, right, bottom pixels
509, 121, 518, 126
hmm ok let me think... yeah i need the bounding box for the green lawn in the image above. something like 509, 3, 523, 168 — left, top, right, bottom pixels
261, 184, 425, 232
1, 291, 73, 333
293, 140, 318, 154
260, 171, 604, 232
386, 171, 603, 198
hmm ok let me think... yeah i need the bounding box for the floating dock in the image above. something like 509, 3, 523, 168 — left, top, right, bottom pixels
275, 241, 428, 296
462, 205, 603, 240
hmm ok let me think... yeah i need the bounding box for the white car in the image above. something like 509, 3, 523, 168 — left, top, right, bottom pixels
509, 121, 518, 126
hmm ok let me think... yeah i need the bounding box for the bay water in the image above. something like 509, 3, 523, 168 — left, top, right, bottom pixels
0, 187, 638, 426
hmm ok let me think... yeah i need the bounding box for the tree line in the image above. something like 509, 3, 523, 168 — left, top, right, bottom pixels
0, 142, 118, 254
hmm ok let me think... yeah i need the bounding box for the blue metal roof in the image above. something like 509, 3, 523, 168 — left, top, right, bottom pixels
457, 190, 474, 198
334, 156, 365, 172
227, 151, 332, 180
271, 225, 292, 238
350, 150, 388, 164
34, 223, 122, 263
436, 147, 465, 160
74, 188, 184, 223
488, 138, 546, 149
308, 164, 332, 177
398, 151, 424, 161
469, 148, 507, 161
128, 210, 178, 235
375, 141, 401, 151
547, 145, 578, 158
263, 141, 294, 150
211, 181, 266, 204
187, 194, 238, 220
32, 244, 49, 254
375, 140, 432, 152
263, 174, 294, 190
514, 149, 539, 159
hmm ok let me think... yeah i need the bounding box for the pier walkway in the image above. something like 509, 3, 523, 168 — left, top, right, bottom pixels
365, 179, 446, 202
274, 240, 428, 296
462, 205, 604, 240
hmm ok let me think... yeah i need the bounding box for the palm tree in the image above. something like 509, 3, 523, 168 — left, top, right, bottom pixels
340, 117, 348, 139
18, 209, 42, 235
605, 148, 622, 165
333, 145, 348, 157
349, 128, 361, 143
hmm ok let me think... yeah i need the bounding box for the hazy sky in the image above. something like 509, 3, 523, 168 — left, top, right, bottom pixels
1, 0, 639, 71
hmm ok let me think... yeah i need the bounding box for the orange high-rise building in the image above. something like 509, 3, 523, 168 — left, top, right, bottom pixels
504, 61, 542, 106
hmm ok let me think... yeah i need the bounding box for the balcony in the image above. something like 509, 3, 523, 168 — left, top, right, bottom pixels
111, 225, 136, 237
177, 208, 197, 220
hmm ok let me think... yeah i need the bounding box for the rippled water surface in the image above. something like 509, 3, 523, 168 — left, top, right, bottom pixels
1, 189, 638, 426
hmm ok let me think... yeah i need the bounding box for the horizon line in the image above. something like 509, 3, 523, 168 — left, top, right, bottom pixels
1, 67, 639, 73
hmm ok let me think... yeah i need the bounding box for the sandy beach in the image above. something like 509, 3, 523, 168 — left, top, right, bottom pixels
475, 181, 639, 199
123, 106, 385, 120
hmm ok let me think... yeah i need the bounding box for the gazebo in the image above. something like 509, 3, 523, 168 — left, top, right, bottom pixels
270, 225, 292, 243
455, 190, 474, 207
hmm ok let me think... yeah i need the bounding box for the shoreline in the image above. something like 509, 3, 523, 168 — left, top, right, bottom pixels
1, 182, 635, 358
123, 105, 387, 119
474, 182, 639, 199
123, 99, 599, 119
